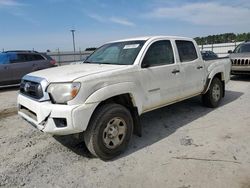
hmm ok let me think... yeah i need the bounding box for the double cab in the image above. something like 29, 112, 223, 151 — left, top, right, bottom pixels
18, 36, 231, 160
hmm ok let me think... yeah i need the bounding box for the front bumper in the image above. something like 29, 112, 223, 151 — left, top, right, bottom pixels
18, 94, 97, 135
231, 65, 250, 75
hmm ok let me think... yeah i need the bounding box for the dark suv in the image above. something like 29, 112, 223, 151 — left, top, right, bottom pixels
201, 50, 218, 61
0, 51, 56, 87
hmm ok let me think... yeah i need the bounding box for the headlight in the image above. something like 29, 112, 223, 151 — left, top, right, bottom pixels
47, 82, 81, 104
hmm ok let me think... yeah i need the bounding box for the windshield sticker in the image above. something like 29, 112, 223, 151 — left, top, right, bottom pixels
123, 44, 140, 49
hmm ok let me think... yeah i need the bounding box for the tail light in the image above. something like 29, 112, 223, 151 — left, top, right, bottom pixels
50, 59, 56, 65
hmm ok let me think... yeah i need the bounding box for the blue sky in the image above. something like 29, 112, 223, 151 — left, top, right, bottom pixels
0, 0, 249, 51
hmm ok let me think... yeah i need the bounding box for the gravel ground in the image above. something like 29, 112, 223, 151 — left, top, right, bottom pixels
0, 76, 250, 188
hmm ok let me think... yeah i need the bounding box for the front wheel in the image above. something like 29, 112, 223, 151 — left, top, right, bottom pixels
202, 77, 223, 108
84, 103, 133, 160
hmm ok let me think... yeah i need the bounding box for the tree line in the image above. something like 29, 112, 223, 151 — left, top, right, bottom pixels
194, 32, 250, 45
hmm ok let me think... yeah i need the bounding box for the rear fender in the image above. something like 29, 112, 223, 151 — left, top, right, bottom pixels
203, 66, 225, 94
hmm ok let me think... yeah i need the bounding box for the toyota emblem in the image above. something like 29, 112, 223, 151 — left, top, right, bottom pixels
24, 82, 31, 92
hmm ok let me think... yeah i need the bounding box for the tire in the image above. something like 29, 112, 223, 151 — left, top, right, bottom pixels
84, 103, 133, 160
202, 77, 223, 108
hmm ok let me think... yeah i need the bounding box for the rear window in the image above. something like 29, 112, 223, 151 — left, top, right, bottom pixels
176, 40, 198, 62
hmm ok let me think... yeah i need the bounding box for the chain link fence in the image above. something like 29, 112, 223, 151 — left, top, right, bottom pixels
47, 50, 93, 65
199, 41, 243, 57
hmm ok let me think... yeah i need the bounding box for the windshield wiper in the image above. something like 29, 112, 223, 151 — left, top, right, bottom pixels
84, 61, 115, 65
84, 61, 94, 64
98, 62, 114, 65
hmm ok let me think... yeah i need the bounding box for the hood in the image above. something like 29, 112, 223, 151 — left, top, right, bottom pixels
230, 52, 250, 59
28, 64, 127, 82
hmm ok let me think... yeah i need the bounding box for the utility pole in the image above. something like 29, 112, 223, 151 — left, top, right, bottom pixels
70, 29, 76, 53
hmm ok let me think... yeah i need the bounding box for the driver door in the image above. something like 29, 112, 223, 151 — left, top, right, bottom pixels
139, 40, 182, 112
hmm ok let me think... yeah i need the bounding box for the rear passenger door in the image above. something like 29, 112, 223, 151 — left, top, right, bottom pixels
10, 53, 42, 80
175, 40, 206, 98
9, 53, 33, 82
140, 40, 181, 111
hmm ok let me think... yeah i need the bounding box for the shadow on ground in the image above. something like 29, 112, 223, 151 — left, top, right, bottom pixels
54, 90, 243, 160
231, 75, 250, 82
0, 86, 19, 92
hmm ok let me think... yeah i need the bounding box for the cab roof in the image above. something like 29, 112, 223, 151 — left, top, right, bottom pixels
109, 35, 193, 43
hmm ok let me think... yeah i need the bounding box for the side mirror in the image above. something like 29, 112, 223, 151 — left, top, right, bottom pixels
141, 60, 150, 68
228, 50, 233, 54
141, 58, 150, 68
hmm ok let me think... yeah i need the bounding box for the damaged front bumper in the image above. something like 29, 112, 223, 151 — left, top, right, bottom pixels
17, 94, 97, 135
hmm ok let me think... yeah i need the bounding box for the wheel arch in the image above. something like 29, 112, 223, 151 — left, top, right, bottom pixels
86, 89, 142, 137
203, 72, 225, 97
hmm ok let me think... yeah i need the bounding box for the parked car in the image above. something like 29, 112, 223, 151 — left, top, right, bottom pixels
201, 50, 218, 61
18, 36, 231, 160
0, 51, 56, 87
229, 41, 250, 75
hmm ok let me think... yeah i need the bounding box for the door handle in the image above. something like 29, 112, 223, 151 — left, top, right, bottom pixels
172, 69, 180, 74
197, 66, 203, 69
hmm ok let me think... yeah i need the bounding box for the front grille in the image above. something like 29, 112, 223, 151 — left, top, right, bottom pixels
20, 80, 44, 99
19, 105, 37, 121
231, 59, 250, 66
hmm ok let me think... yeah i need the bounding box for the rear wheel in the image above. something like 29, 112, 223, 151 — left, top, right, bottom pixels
202, 77, 223, 108
84, 103, 133, 160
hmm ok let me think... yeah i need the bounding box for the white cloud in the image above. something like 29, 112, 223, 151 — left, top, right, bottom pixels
0, 0, 24, 6
146, 2, 250, 26
88, 13, 135, 27
0, 0, 36, 25
88, 14, 106, 23
110, 17, 135, 26
11, 11, 40, 26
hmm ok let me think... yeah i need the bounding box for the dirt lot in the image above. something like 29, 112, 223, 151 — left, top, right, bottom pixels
0, 76, 250, 188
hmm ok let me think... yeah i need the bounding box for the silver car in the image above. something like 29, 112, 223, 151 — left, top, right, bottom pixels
0, 51, 56, 87
229, 41, 250, 75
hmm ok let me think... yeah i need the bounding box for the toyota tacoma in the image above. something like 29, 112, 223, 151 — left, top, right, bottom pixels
18, 36, 231, 160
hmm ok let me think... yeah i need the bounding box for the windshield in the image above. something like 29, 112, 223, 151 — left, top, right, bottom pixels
233, 43, 250, 53
85, 40, 145, 65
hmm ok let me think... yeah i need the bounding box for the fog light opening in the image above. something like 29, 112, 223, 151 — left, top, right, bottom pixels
53, 118, 67, 128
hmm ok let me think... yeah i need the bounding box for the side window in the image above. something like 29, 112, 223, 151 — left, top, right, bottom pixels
25, 54, 36, 61
9, 53, 27, 63
142, 40, 174, 67
9, 53, 20, 63
0, 54, 10, 64
176, 40, 198, 62
17, 54, 27, 63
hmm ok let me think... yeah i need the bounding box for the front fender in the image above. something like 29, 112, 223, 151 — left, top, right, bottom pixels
85, 82, 143, 114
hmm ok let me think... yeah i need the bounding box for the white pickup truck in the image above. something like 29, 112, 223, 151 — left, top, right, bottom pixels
18, 36, 231, 160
